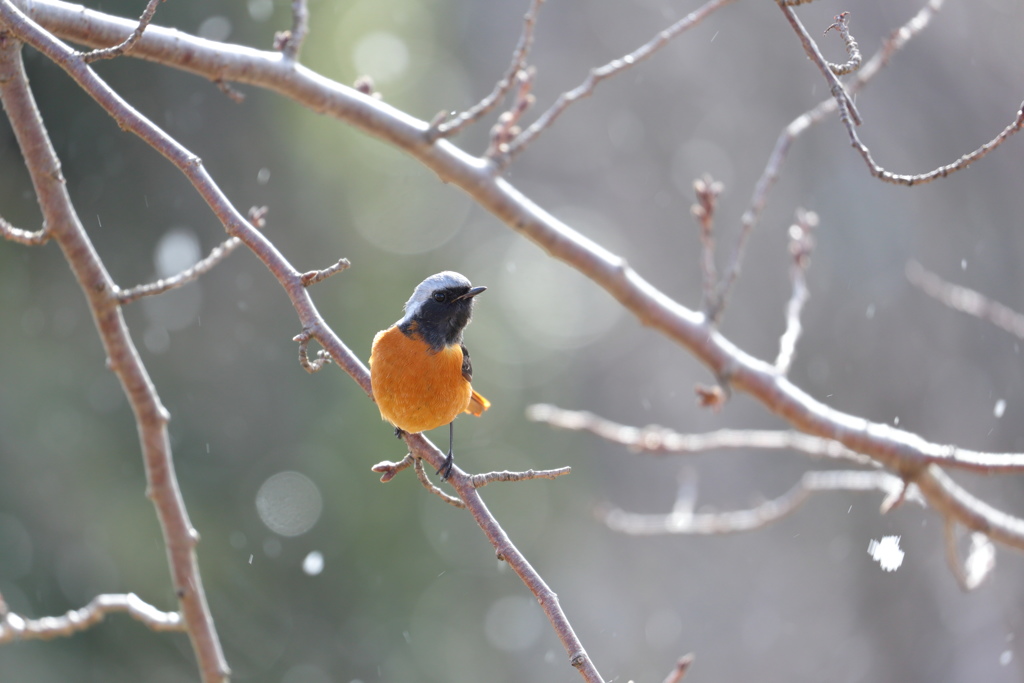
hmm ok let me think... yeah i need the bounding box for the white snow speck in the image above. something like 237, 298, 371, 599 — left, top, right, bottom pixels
868, 535, 905, 571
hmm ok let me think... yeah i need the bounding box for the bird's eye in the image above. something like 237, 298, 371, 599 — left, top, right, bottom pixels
432, 291, 447, 303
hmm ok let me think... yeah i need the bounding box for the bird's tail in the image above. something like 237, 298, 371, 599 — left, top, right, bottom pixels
466, 390, 491, 417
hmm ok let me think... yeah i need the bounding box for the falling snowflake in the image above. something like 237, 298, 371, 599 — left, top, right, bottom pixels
868, 535, 905, 572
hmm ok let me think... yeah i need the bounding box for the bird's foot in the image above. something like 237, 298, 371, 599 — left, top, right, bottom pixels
436, 451, 454, 480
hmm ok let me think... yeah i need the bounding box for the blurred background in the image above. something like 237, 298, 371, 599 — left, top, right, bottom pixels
1, 0, 1024, 681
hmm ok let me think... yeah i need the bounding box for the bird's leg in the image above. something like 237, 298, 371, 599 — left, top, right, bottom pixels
393, 427, 406, 439
437, 421, 455, 480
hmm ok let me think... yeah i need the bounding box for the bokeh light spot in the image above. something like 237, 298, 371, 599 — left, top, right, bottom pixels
256, 471, 323, 537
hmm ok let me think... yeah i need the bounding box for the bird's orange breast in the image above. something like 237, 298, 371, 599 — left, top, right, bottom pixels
370, 325, 486, 433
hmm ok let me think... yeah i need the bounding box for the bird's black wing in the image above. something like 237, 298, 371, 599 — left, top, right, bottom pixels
460, 343, 474, 383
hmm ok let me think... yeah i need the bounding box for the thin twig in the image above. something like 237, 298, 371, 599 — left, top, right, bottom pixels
428, 0, 544, 141
117, 236, 242, 304
775, 208, 816, 374
300, 257, 350, 286
0, 214, 49, 244
722, 0, 944, 310
507, 0, 738, 158
293, 330, 332, 373
661, 654, 695, 683
775, 2, 862, 126
414, 457, 465, 508
0, 593, 184, 643
906, 260, 1024, 340
690, 175, 722, 317
602, 470, 920, 535
80, 0, 162, 63
371, 453, 415, 482
780, 1, 1023, 186
849, 99, 1024, 187
117, 206, 265, 304
468, 466, 572, 488
823, 12, 861, 76
486, 66, 536, 161
274, 0, 309, 61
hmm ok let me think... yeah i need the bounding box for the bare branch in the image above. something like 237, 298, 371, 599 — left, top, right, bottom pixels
274, 0, 309, 61
822, 12, 861, 76
0, 213, 48, 244
0, 29, 228, 682
848, 99, 1024, 187
690, 175, 722, 318
527, 403, 872, 466
80, 0, 161, 63
0, 593, 183, 643
775, 208, 816, 374
293, 330, 332, 373
415, 457, 465, 508
775, 2, 862, 126
726, 0, 944, 306
486, 66, 536, 161
469, 466, 572, 488
906, 260, 1024, 340
528, 403, 1024, 475
300, 257, 351, 286
117, 236, 241, 304
779, 1, 1022, 186
507, 0, 738, 157
603, 470, 921, 536
371, 452, 415, 482
661, 653, 695, 683
428, 0, 544, 141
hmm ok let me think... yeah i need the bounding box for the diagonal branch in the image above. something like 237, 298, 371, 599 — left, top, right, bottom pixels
0, 593, 184, 643
117, 235, 243, 304
0, 27, 228, 683
906, 260, 1024, 341
506, 0, 738, 158
427, 0, 544, 141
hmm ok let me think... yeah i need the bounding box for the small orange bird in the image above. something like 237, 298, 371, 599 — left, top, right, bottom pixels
370, 271, 490, 479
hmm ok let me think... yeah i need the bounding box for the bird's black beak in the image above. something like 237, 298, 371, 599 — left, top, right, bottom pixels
457, 286, 487, 300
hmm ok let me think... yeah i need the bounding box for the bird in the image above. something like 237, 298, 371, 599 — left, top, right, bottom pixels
370, 271, 490, 480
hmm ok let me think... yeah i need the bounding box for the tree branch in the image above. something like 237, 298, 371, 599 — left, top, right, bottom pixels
428, 0, 544, 141
0, 25, 228, 683
602, 470, 921, 536
906, 259, 1024, 341
0, 213, 49, 244
116, 235, 243, 304
0, 593, 184, 643
506, 0, 738, 158
722, 0, 944, 308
